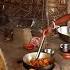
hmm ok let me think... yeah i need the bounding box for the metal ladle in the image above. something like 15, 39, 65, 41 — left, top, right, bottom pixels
35, 32, 46, 59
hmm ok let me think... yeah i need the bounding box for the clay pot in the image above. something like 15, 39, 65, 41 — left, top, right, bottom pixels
14, 27, 32, 46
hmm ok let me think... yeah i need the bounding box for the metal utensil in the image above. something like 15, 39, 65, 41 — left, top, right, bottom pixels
36, 34, 46, 59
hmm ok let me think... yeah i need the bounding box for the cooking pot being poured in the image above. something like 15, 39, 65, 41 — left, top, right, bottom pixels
47, 14, 70, 42
56, 26, 70, 42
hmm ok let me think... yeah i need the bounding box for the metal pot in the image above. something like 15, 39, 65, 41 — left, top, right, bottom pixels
22, 52, 54, 70
60, 44, 70, 53
59, 44, 70, 59
56, 26, 70, 42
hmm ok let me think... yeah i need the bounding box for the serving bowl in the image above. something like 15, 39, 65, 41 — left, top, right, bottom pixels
23, 52, 54, 70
